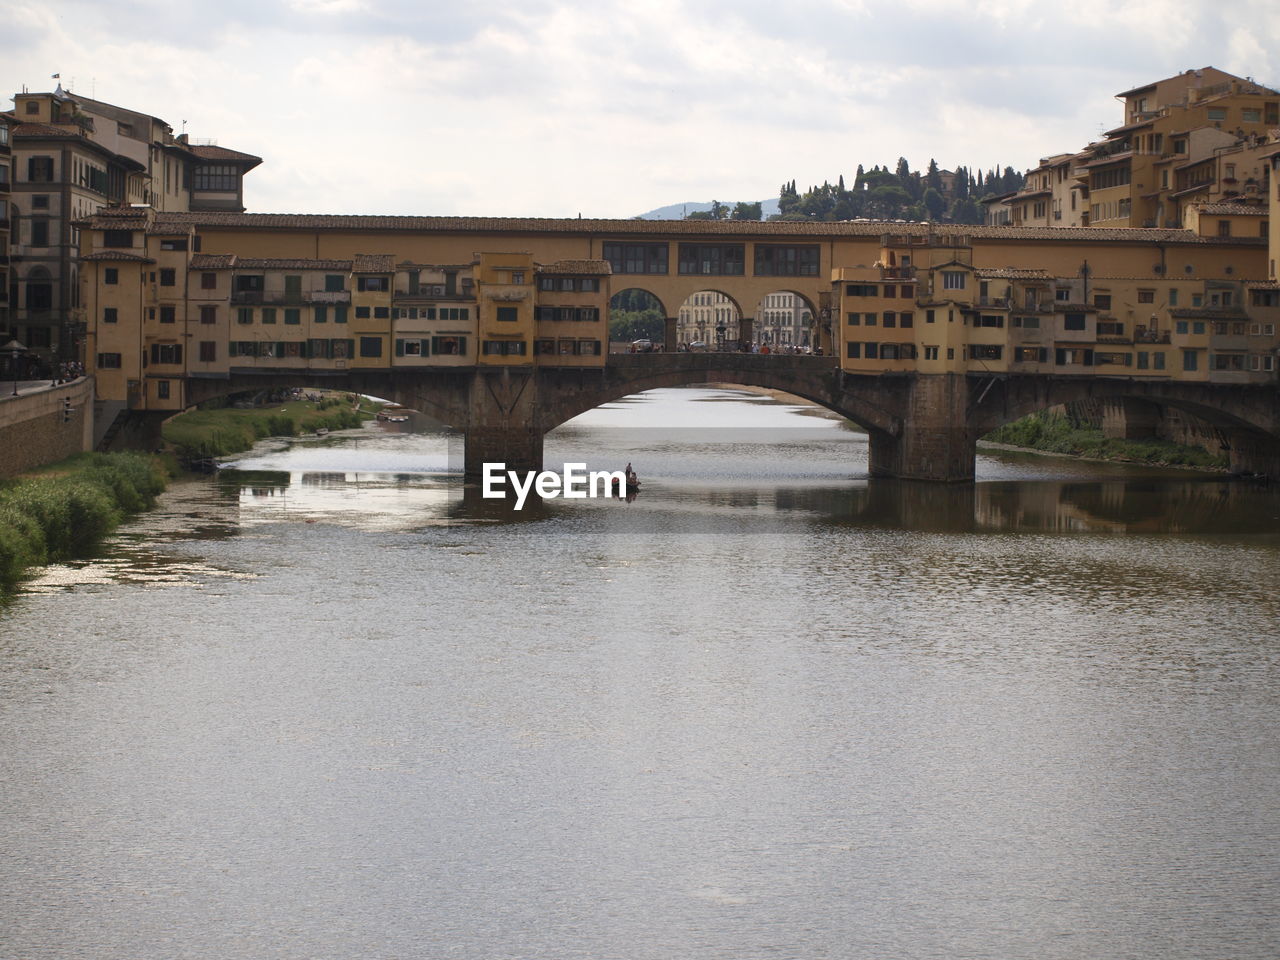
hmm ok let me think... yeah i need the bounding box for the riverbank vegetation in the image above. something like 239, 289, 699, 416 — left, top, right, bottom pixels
0, 452, 170, 586
981, 412, 1228, 470
162, 393, 369, 460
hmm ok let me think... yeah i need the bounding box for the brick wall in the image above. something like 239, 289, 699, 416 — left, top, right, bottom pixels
0, 379, 96, 478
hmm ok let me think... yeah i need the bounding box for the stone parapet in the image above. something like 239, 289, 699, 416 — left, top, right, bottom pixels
0, 378, 96, 477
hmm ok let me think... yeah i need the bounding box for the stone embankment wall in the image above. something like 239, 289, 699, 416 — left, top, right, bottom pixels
0, 379, 96, 478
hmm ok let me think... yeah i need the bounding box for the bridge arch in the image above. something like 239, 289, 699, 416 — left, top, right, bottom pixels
533, 355, 899, 438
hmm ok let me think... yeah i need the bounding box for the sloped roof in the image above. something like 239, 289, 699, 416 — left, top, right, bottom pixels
352, 253, 395, 273
189, 144, 263, 170
537, 259, 612, 275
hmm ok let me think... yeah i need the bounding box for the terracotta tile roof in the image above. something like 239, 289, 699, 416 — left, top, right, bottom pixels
537, 259, 612, 275
190, 254, 236, 270
352, 253, 395, 273
81, 251, 155, 263
1192, 202, 1268, 215
975, 267, 1053, 280
189, 144, 263, 169
1171, 306, 1250, 320
102, 211, 1263, 248
1053, 303, 1099, 312
235, 257, 354, 271
11, 121, 80, 138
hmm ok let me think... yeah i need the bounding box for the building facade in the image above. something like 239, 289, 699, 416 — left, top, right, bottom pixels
74, 210, 1277, 423
6, 85, 260, 367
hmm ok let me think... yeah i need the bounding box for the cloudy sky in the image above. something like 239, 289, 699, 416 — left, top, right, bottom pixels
3, 0, 1277, 218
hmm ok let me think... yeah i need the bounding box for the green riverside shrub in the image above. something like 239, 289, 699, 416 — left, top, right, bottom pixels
0, 452, 169, 587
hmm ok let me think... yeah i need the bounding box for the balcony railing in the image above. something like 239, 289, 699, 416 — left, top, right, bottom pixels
878, 266, 916, 280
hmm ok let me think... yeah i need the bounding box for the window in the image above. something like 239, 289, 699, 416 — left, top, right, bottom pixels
1055, 288, 1070, 301
1138, 290, 1154, 303
159, 268, 176, 287
396, 338, 427, 357
576, 307, 599, 322
942, 271, 966, 290
496, 306, 518, 323
1183, 350, 1198, 371
846, 313, 860, 326
104, 268, 119, 285
754, 245, 819, 277
976, 315, 1004, 328
359, 336, 383, 358
1015, 347, 1047, 363
237, 308, 252, 324
373, 306, 390, 319
1169, 288, 1179, 306
193, 165, 238, 191
900, 312, 913, 328
159, 238, 188, 251
1193, 321, 1205, 335
32, 194, 49, 209
864, 313, 877, 326
845, 284, 877, 297
157, 381, 171, 400
160, 306, 175, 324
577, 340, 602, 356
483, 340, 528, 356
31, 220, 48, 246
103, 307, 118, 324
284, 309, 301, 325
334, 306, 347, 324
678, 244, 745, 275
325, 274, 345, 292
199, 341, 217, 362
1207, 108, 1227, 122
926, 310, 935, 323
924, 346, 939, 360
200, 306, 217, 325
1218, 220, 1231, 237
96, 353, 122, 368
883, 312, 896, 328
846, 342, 861, 359
357, 276, 389, 292
1015, 316, 1039, 329
200, 272, 217, 290
1064, 313, 1086, 331
1212, 353, 1245, 371
262, 308, 276, 324
603, 242, 668, 274
314, 306, 327, 323
28, 156, 53, 182
969, 344, 1003, 360
355, 307, 371, 319
432, 336, 465, 356
1094, 294, 1111, 309
150, 344, 182, 364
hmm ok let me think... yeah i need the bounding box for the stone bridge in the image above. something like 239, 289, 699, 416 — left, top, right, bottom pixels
163, 354, 1280, 480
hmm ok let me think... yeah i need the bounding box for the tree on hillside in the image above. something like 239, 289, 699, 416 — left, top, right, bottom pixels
923, 187, 947, 221
731, 201, 762, 221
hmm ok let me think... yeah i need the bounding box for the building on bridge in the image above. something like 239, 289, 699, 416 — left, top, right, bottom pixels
72, 201, 1280, 421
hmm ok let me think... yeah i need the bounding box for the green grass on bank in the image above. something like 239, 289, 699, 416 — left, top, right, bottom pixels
162, 395, 370, 460
0, 452, 171, 586
982, 412, 1229, 470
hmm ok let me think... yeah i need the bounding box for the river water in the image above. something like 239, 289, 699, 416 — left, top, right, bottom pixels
2, 387, 1279, 960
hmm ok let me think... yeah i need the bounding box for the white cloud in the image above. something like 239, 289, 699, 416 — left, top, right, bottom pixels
2, 0, 1275, 217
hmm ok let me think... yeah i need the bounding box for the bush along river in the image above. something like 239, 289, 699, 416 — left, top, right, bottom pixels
2, 386, 1279, 960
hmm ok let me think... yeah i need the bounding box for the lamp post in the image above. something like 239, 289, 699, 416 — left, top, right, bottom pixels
4, 339, 26, 397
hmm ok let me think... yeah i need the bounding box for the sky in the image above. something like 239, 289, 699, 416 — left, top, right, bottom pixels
3, 0, 1278, 219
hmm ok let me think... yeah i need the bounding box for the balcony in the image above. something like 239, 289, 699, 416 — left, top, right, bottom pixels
878, 266, 916, 280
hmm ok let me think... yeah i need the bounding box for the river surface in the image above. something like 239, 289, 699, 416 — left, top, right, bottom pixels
2, 387, 1279, 960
